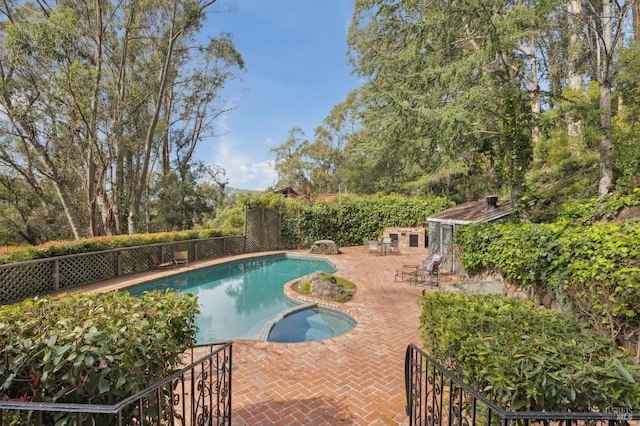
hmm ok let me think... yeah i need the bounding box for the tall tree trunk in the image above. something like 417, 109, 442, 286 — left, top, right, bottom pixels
128, 2, 180, 234
634, 0, 640, 38
598, 0, 615, 196
162, 85, 173, 175
528, 39, 541, 144
567, 0, 583, 139
86, 0, 104, 236
599, 81, 614, 195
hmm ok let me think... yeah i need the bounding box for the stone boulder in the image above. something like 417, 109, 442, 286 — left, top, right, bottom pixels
297, 272, 351, 301
310, 239, 339, 255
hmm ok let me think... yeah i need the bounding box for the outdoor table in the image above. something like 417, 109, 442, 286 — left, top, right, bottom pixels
378, 238, 393, 255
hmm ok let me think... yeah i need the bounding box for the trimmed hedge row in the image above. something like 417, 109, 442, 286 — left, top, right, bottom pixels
0, 228, 242, 265
454, 221, 640, 344
420, 292, 640, 412
0, 291, 198, 423
280, 193, 455, 248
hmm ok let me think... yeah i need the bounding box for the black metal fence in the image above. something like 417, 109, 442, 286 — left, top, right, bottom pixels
0, 342, 232, 426
404, 343, 639, 426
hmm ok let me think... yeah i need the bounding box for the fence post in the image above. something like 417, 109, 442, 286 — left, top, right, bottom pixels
194, 241, 198, 261
53, 259, 60, 291
116, 251, 122, 277
244, 205, 248, 253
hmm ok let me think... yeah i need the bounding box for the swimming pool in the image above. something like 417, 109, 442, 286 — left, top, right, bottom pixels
127, 255, 355, 343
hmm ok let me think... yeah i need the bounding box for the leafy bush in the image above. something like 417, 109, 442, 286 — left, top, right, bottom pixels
454, 221, 640, 345
420, 292, 640, 412
279, 193, 454, 248
0, 290, 199, 419
300, 281, 311, 293
556, 188, 640, 225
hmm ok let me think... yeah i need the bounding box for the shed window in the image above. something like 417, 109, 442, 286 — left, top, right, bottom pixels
409, 235, 419, 247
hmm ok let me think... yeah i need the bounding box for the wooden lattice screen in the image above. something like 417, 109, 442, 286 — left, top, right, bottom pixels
0, 236, 248, 304
245, 207, 281, 252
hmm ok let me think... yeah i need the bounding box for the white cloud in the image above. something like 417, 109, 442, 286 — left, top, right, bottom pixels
200, 132, 276, 191
229, 160, 277, 190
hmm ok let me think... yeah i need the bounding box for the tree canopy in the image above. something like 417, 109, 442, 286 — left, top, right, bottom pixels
0, 0, 243, 243
271, 0, 640, 210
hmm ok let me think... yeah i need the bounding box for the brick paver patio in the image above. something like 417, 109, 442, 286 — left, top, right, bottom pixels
77, 245, 450, 425
228, 246, 445, 425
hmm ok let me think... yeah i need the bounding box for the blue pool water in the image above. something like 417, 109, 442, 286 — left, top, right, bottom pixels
127, 255, 353, 343
267, 307, 357, 343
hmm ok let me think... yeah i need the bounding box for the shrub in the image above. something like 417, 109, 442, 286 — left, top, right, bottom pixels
280, 193, 454, 248
0, 290, 199, 422
299, 282, 311, 293
454, 221, 640, 344
420, 292, 640, 412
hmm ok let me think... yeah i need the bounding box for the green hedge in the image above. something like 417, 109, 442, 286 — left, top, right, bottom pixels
420, 292, 640, 412
0, 291, 198, 419
0, 228, 242, 265
454, 221, 640, 344
280, 193, 454, 248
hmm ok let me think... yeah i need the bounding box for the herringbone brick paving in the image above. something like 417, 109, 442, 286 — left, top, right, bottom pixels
228, 246, 441, 425
75, 245, 447, 425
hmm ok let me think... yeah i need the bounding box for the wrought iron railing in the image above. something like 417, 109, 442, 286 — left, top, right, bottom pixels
0, 342, 232, 426
405, 343, 639, 426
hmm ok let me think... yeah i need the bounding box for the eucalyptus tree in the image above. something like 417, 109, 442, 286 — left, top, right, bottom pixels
269, 127, 313, 194
346, 0, 562, 202
0, 0, 242, 239
270, 120, 348, 196
582, 0, 632, 195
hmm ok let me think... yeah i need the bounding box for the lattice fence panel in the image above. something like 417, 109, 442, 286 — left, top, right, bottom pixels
58, 253, 117, 289
120, 246, 163, 275
245, 208, 280, 252
224, 236, 246, 255
262, 209, 281, 251
0, 262, 54, 304
197, 239, 225, 259
245, 208, 262, 253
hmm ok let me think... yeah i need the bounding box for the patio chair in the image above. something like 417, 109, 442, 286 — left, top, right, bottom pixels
387, 239, 399, 254
151, 254, 173, 269
394, 264, 419, 281
410, 260, 441, 286
174, 251, 189, 267
367, 240, 380, 255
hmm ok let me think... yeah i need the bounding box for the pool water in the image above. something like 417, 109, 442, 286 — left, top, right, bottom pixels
127, 255, 353, 343
267, 307, 356, 343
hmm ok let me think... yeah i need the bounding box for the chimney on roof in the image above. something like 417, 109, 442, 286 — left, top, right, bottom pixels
485, 195, 499, 211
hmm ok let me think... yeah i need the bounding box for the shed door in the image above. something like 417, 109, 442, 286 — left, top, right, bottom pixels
441, 224, 454, 272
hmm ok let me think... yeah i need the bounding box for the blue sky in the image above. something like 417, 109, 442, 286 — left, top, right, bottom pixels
197, 0, 361, 191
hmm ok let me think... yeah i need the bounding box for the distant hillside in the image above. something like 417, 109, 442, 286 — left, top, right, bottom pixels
224, 187, 262, 195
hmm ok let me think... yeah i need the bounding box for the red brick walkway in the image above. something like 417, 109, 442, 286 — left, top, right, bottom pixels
228, 246, 446, 425
76, 245, 448, 425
